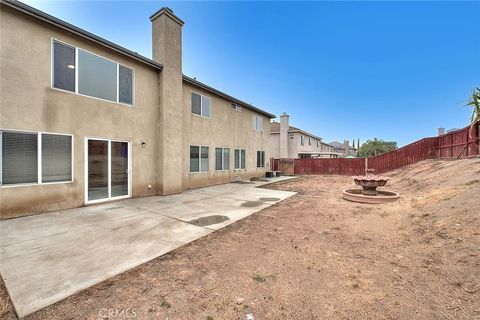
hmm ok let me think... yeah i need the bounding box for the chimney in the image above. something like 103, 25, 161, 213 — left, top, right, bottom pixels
280, 112, 289, 158
344, 140, 349, 155
150, 7, 184, 195
438, 127, 445, 136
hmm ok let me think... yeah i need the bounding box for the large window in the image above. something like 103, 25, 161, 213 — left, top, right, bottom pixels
1, 131, 72, 185
215, 148, 230, 171
191, 92, 211, 117
234, 149, 246, 169
52, 40, 134, 105
256, 151, 265, 168
190, 146, 209, 172
253, 115, 263, 131
301, 135, 305, 146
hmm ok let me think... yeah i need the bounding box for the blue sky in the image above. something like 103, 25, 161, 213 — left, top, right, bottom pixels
24, 1, 479, 146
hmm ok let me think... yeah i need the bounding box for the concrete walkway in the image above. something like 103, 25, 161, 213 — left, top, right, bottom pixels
0, 177, 296, 317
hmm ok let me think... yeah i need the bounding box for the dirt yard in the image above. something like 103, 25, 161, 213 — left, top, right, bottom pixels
1, 159, 479, 320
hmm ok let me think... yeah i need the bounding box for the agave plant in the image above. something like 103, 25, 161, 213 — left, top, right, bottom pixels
466, 87, 480, 124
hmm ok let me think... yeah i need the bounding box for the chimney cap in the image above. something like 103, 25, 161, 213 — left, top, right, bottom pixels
280, 112, 289, 117
150, 7, 185, 26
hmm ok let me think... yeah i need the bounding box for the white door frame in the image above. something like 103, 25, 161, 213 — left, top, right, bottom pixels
84, 136, 132, 204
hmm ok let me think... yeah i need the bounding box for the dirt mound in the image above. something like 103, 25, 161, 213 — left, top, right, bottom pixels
1, 159, 479, 319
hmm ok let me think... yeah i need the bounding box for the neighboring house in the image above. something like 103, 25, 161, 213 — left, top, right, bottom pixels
269, 113, 338, 159
0, 0, 274, 219
329, 141, 358, 157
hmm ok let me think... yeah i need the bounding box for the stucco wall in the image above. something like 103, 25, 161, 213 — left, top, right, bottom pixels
0, 7, 161, 219
181, 83, 270, 189
269, 133, 280, 159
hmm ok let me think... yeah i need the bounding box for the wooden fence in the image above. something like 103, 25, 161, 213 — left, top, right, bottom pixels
271, 121, 479, 175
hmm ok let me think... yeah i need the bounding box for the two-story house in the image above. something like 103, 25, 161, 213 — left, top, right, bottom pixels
0, 0, 274, 219
269, 113, 338, 159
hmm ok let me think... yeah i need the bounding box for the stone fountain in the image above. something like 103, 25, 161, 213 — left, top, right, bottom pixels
342, 169, 400, 204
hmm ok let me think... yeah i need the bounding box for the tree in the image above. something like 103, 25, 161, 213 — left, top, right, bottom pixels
466, 87, 480, 124
358, 138, 397, 157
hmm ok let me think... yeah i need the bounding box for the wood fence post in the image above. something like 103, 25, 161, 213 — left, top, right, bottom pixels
365, 157, 368, 175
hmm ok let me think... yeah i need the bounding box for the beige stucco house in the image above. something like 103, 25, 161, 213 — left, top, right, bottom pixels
269, 113, 338, 159
0, 0, 274, 219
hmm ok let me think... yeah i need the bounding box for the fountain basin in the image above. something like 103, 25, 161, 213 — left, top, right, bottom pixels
342, 189, 400, 204
352, 175, 390, 196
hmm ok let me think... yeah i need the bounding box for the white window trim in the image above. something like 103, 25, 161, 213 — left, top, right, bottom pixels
83, 137, 132, 205
0, 128, 74, 188
234, 148, 246, 170
191, 91, 212, 118
190, 145, 209, 173
215, 147, 230, 171
51, 38, 135, 107
253, 115, 264, 132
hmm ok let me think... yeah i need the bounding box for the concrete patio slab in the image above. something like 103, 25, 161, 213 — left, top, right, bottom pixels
0, 177, 296, 317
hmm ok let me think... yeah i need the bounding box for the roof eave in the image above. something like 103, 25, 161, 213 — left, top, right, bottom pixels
1, 0, 163, 70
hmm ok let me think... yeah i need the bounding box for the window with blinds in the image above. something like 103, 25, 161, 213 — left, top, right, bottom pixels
0, 131, 73, 186
1, 131, 38, 185
42, 134, 72, 183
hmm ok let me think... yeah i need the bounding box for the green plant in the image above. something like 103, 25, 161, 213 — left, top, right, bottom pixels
253, 274, 267, 283
358, 138, 397, 157
466, 87, 480, 124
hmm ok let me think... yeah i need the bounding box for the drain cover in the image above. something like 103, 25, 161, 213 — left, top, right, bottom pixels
188, 215, 230, 226
241, 201, 264, 207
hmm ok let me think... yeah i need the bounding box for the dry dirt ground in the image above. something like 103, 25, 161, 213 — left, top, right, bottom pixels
1, 159, 479, 320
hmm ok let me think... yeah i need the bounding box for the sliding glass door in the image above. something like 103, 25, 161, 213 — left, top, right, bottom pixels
86, 138, 130, 203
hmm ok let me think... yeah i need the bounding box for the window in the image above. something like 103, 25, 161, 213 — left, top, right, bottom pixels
190, 146, 209, 172
119, 65, 133, 105
289, 133, 295, 140
253, 115, 263, 131
309, 138, 312, 145
53, 41, 75, 92
52, 40, 134, 105
42, 134, 72, 183
231, 104, 241, 112
301, 135, 305, 146
234, 149, 246, 169
256, 151, 265, 168
1, 131, 72, 185
215, 148, 230, 170
317, 140, 320, 147
191, 92, 211, 117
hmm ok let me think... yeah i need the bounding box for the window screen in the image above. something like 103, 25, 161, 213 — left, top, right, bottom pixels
191, 92, 201, 115
1, 131, 38, 185
53, 41, 75, 92
234, 149, 240, 169
42, 134, 72, 183
200, 146, 209, 171
78, 49, 117, 102
215, 148, 223, 170
223, 148, 230, 170
241, 150, 246, 169
119, 65, 133, 105
257, 151, 265, 168
190, 146, 199, 172
201, 96, 211, 117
